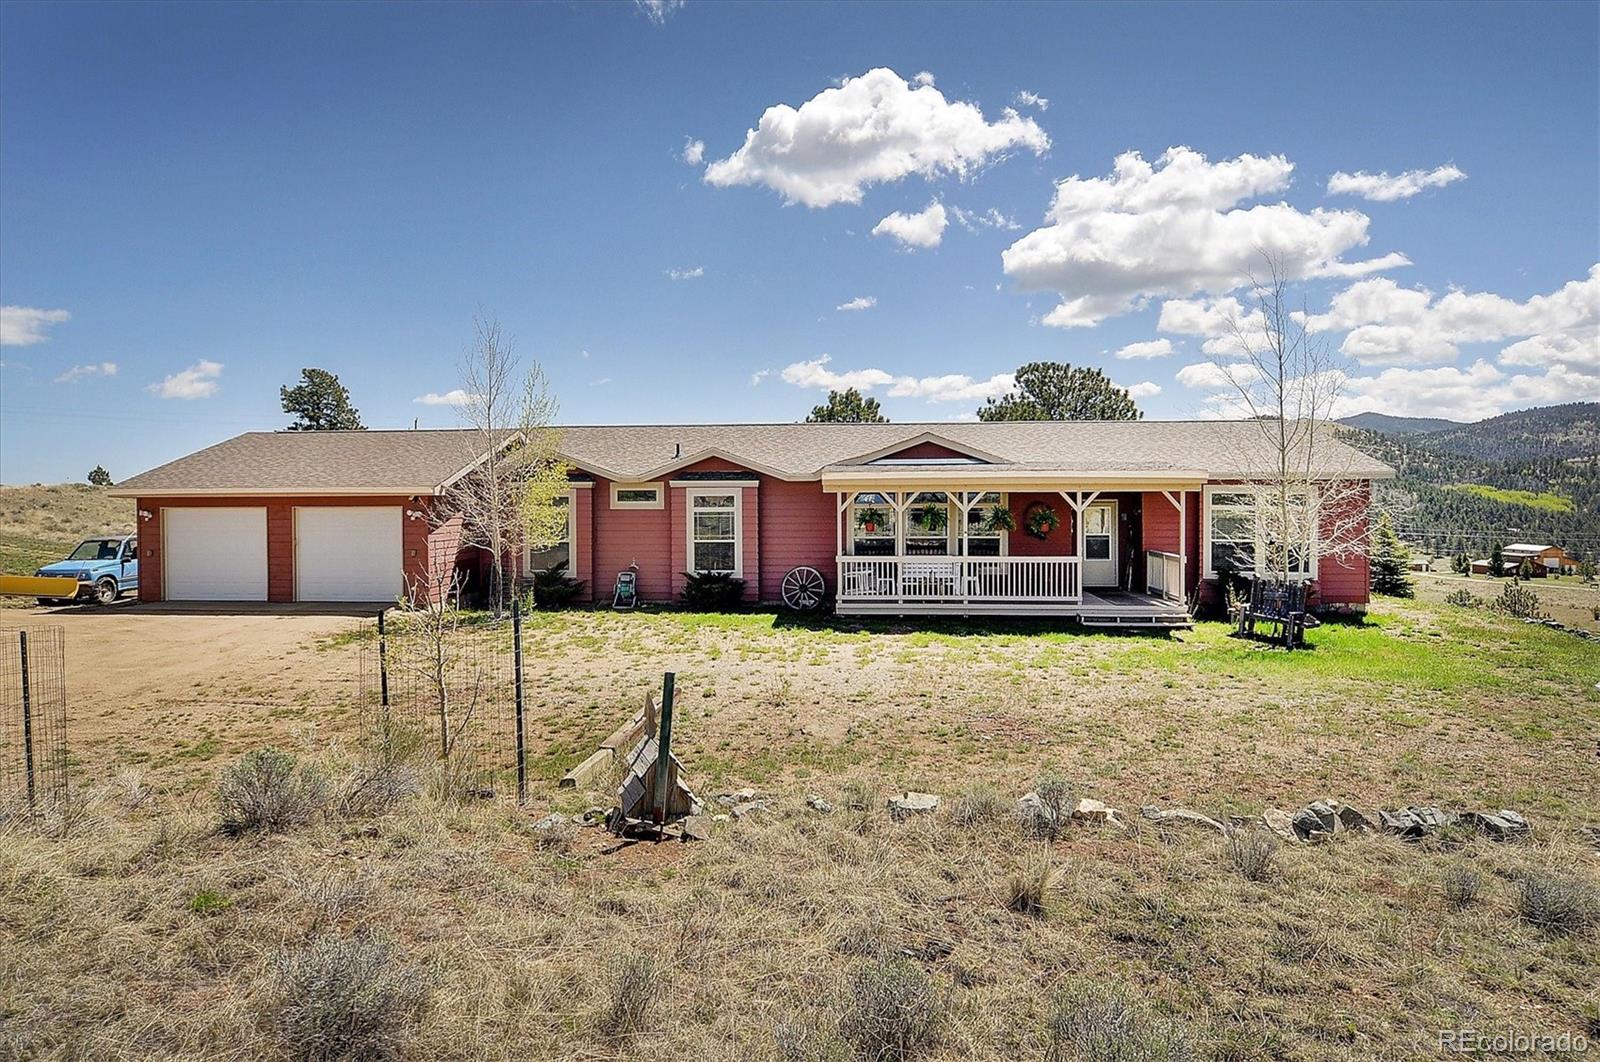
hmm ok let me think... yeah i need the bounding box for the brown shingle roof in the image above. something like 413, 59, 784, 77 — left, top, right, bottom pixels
110, 430, 516, 495
112, 421, 1393, 495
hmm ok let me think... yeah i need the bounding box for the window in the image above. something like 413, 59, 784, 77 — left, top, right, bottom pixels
121, 539, 138, 562
905, 491, 951, 556
849, 492, 897, 557
961, 492, 1006, 557
1205, 487, 1315, 580
611, 483, 662, 509
688, 490, 741, 575
527, 494, 571, 574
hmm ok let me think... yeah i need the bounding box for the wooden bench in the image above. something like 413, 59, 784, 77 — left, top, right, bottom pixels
1234, 578, 1310, 648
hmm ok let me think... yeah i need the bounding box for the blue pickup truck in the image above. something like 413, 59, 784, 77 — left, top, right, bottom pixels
35, 535, 139, 605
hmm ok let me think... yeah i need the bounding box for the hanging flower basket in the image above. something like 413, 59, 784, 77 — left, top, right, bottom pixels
983, 506, 1017, 534
855, 506, 887, 534
1023, 502, 1060, 540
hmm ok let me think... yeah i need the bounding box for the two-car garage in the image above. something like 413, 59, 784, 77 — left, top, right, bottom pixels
160, 505, 404, 602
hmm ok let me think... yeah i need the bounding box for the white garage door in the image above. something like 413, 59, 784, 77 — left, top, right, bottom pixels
164, 507, 268, 601
295, 506, 403, 602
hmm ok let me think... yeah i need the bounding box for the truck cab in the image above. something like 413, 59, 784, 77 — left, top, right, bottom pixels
35, 534, 139, 605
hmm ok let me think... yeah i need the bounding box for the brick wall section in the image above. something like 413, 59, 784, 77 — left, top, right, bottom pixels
137, 494, 433, 603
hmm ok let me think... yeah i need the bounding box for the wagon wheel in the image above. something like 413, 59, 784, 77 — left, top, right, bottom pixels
780, 565, 827, 611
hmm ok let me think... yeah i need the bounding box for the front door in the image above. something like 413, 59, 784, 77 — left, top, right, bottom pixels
1082, 500, 1117, 587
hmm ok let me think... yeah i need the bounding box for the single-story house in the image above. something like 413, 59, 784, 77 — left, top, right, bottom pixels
1502, 543, 1579, 576
109, 421, 1394, 623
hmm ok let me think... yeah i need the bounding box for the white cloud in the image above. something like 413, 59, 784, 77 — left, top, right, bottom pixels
413, 389, 478, 406
1114, 339, 1173, 360
1301, 266, 1599, 364
950, 205, 1020, 232
54, 361, 117, 383
150, 360, 222, 400
872, 200, 948, 249
681, 138, 705, 166
666, 266, 704, 280
1, 306, 70, 346
1014, 89, 1049, 111
1327, 164, 1466, 202
836, 296, 877, 312
1157, 295, 1276, 356
1175, 361, 1262, 389
749, 369, 772, 386
1001, 146, 1409, 328
635, 0, 684, 25
591, 377, 613, 387
1125, 380, 1161, 399
912, 71, 936, 87
779, 354, 1013, 402
1336, 360, 1600, 421
703, 68, 1048, 208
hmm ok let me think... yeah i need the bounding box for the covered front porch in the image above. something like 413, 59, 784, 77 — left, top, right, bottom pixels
825, 469, 1200, 627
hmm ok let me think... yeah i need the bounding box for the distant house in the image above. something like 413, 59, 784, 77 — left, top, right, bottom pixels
1471, 544, 1579, 577
1503, 543, 1579, 576
110, 422, 1396, 622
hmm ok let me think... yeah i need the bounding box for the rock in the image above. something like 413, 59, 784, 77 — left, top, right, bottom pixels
1377, 805, 1455, 841
807, 794, 835, 814
576, 806, 608, 826
718, 788, 758, 807
1261, 808, 1295, 840
1462, 809, 1531, 841
1336, 804, 1374, 834
730, 800, 769, 820
712, 813, 730, 823
1071, 798, 1123, 828
1139, 805, 1226, 833
532, 813, 567, 833
887, 791, 940, 821
680, 815, 711, 841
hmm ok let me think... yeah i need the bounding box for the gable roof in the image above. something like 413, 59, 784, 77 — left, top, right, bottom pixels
112, 421, 1394, 496
109, 429, 518, 496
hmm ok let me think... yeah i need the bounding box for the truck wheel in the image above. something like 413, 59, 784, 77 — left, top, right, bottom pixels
94, 577, 119, 605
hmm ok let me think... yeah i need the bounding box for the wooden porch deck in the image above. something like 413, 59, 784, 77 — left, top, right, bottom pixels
1078, 589, 1193, 628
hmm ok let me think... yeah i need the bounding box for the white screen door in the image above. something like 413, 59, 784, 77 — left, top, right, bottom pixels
1082, 501, 1117, 587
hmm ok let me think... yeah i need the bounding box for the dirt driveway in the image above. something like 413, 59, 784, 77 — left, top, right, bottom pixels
2, 603, 371, 790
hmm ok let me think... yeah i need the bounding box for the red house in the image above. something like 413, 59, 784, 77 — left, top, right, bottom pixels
110, 421, 1394, 625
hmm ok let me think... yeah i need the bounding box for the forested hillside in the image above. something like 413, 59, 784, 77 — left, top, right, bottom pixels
1340, 403, 1599, 560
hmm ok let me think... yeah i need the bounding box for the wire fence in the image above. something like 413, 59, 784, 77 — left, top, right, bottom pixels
0, 626, 70, 812
357, 604, 528, 801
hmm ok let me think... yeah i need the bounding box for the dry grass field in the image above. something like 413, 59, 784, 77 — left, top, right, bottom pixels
2, 598, 1597, 1060
1412, 568, 1600, 635
0, 484, 134, 604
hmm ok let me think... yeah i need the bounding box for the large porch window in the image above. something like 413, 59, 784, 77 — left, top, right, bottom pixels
1205, 487, 1314, 580
850, 492, 897, 556
961, 492, 1006, 557
905, 492, 951, 555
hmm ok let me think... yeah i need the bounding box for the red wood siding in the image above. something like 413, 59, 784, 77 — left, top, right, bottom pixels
570, 488, 594, 598
1140, 489, 1201, 595
757, 476, 837, 601
1315, 480, 1371, 606
589, 476, 673, 604
882, 441, 971, 461
136, 495, 434, 603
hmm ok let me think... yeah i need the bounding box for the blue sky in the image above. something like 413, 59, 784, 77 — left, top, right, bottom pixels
2, 0, 1596, 484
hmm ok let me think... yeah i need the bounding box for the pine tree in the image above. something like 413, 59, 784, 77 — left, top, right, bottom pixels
1489, 542, 1504, 578
1451, 551, 1471, 576
1369, 513, 1415, 597
87, 465, 113, 487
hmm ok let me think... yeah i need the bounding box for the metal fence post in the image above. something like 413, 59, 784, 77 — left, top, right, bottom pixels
651, 672, 675, 824
377, 608, 389, 708
19, 630, 35, 807
512, 599, 526, 804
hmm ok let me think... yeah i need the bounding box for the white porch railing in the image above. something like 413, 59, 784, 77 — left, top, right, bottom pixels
837, 556, 1082, 605
1146, 549, 1182, 601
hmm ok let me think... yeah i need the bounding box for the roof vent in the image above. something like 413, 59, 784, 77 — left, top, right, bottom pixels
674, 442, 681, 458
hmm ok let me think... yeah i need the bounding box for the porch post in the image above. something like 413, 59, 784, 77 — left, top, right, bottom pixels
1160, 489, 1187, 602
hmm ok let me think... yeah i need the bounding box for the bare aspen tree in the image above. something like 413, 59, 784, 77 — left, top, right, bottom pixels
1209, 253, 1372, 586
440, 315, 569, 614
